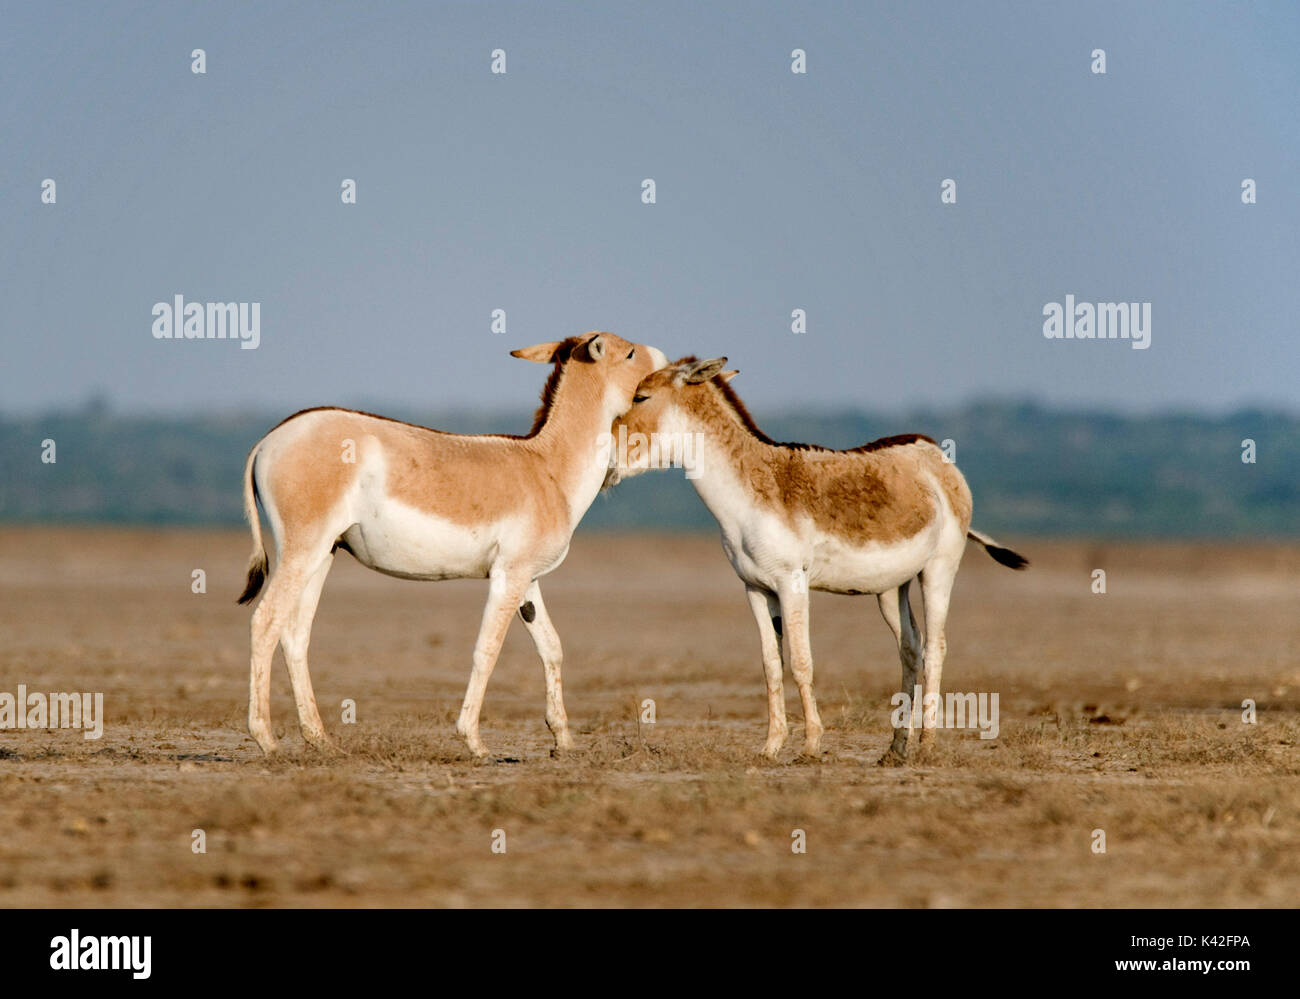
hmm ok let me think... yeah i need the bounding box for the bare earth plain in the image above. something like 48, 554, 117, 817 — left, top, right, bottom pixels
0, 527, 1297, 908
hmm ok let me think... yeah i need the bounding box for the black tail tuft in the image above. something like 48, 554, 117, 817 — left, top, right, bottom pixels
985, 544, 1029, 570
237, 555, 267, 604
968, 529, 1029, 570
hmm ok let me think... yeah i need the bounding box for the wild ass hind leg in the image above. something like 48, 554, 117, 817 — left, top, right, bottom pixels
877, 580, 924, 766
517, 580, 574, 754
916, 558, 958, 754
456, 567, 531, 760
278, 551, 340, 754
745, 584, 789, 759
778, 578, 825, 758
247, 547, 326, 755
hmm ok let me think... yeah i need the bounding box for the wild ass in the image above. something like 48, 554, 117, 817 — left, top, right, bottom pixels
237, 332, 668, 758
608, 357, 1027, 763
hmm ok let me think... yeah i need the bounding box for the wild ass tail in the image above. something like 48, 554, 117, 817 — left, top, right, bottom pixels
967, 528, 1029, 570
237, 444, 268, 604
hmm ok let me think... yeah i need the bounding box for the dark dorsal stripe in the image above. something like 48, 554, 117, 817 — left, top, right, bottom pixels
264, 336, 587, 442
848, 433, 939, 454
700, 364, 937, 455
522, 336, 583, 437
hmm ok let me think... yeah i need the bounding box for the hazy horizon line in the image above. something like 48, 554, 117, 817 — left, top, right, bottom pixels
3, 393, 1297, 423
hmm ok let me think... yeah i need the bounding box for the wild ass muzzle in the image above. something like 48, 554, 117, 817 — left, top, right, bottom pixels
609, 356, 1028, 764
237, 332, 668, 758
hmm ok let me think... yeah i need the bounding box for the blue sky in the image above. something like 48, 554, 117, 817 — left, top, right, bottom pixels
2, 1, 1297, 416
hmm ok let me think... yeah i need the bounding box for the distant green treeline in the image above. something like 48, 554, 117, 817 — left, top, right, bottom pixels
2, 402, 1297, 537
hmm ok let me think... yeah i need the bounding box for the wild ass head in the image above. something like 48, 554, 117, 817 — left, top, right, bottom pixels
512, 332, 668, 440
604, 355, 732, 487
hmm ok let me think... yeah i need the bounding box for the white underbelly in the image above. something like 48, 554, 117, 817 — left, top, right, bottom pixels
342, 498, 502, 581
809, 527, 939, 595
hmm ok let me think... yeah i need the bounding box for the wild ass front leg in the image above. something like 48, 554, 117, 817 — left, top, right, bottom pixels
456, 569, 530, 758
877, 580, 923, 765
517, 580, 574, 753
745, 584, 788, 758
778, 577, 824, 757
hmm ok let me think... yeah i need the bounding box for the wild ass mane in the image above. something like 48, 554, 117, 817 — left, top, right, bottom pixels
675, 356, 938, 455
263, 336, 588, 443
520, 335, 586, 437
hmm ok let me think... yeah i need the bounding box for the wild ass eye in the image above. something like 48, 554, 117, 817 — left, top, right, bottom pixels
633, 394, 649, 404
626, 348, 635, 360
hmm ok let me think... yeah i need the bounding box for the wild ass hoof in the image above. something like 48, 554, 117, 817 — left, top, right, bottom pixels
456, 720, 490, 760
549, 732, 576, 757
249, 727, 279, 757
908, 740, 939, 766
877, 747, 907, 767
760, 729, 788, 760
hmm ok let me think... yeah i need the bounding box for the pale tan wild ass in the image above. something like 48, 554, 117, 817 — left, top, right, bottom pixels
238, 332, 667, 757
609, 357, 1027, 763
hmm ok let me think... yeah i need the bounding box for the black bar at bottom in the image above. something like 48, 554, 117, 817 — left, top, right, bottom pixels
0, 907, 1286, 986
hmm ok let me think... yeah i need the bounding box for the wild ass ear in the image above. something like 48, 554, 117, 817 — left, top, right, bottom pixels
680, 357, 728, 384
511, 341, 566, 363
583, 333, 606, 361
